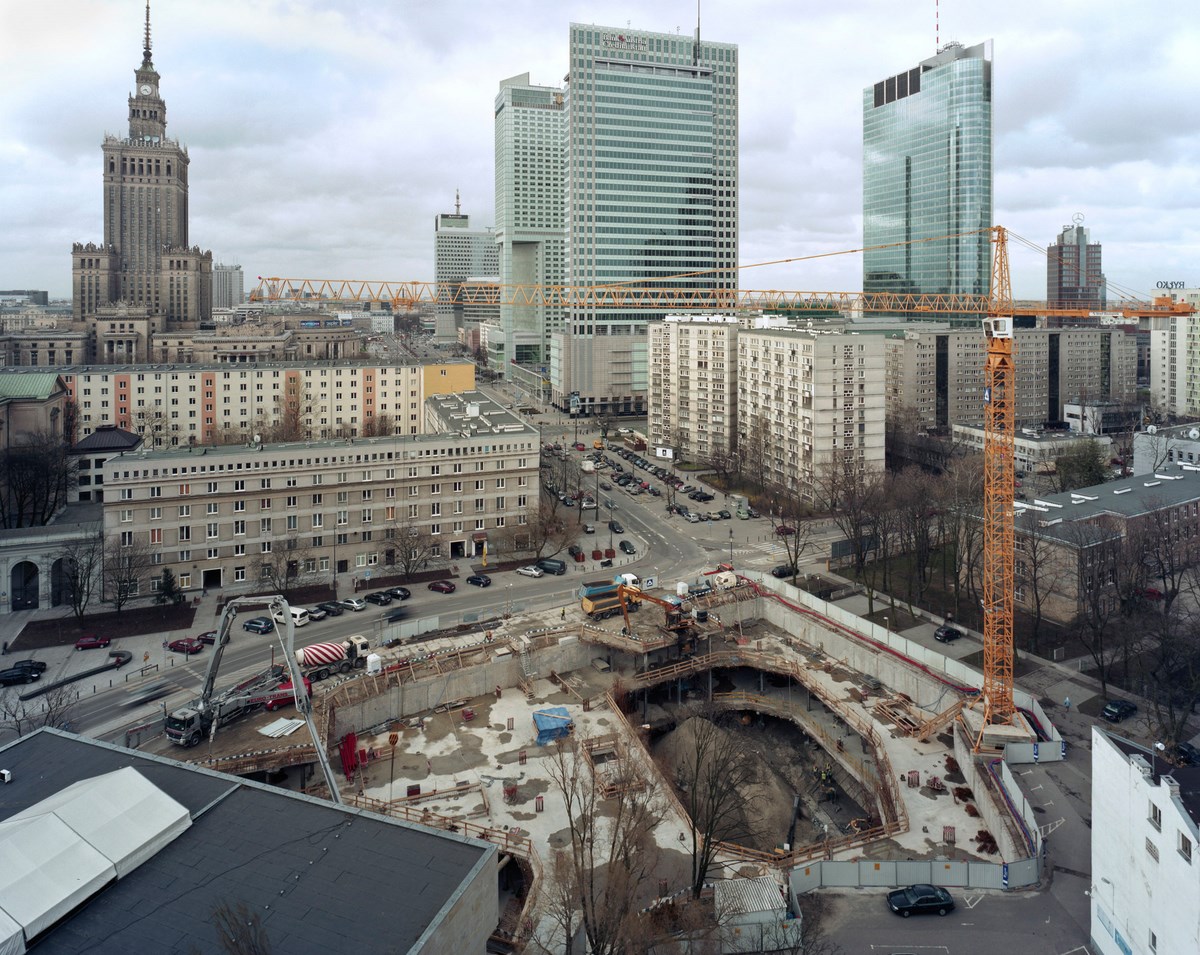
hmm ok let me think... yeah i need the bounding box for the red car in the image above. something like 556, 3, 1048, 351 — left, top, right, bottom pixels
167, 637, 205, 655
195, 630, 219, 645
428, 580, 457, 594
74, 634, 112, 650
573, 442, 586, 451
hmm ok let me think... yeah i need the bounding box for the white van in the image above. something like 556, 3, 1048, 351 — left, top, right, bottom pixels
273, 606, 310, 628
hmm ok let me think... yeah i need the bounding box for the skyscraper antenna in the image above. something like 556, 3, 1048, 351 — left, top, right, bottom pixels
143, 0, 153, 67
935, 0, 939, 52
455, 189, 461, 216
693, 0, 700, 66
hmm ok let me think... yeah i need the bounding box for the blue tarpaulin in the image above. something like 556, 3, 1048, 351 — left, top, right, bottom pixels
533, 706, 574, 746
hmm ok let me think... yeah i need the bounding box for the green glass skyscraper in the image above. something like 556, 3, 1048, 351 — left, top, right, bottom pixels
862, 40, 992, 318
552, 22, 738, 416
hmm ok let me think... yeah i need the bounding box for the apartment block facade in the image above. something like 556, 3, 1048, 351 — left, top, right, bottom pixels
647, 316, 739, 461
62, 360, 475, 452
885, 326, 1137, 432
737, 328, 885, 498
434, 207, 499, 344
1149, 289, 1200, 417
100, 394, 539, 597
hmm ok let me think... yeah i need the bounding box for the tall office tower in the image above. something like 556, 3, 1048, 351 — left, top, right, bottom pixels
1047, 220, 1106, 311
863, 40, 992, 323
212, 263, 245, 309
71, 2, 212, 325
494, 73, 566, 369
553, 23, 739, 416
433, 197, 499, 344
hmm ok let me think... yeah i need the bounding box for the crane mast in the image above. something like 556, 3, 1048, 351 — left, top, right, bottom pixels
978, 227, 1017, 742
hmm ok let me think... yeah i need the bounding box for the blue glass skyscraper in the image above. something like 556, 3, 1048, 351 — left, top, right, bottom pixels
863, 40, 992, 319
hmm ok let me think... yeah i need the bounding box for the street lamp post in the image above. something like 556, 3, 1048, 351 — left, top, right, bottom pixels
728, 527, 734, 566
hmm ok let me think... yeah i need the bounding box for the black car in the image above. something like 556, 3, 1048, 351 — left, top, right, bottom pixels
386, 587, 411, 601
0, 666, 40, 687
384, 607, 409, 624
8, 659, 48, 676
466, 574, 492, 587
770, 564, 796, 579
1169, 741, 1200, 766
364, 591, 393, 606
316, 601, 344, 617
1102, 699, 1138, 723
886, 884, 955, 918
568, 544, 584, 557
608, 521, 624, 533
618, 540, 636, 555
934, 625, 963, 643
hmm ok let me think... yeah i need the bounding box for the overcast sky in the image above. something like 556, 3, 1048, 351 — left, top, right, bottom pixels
3, 0, 1197, 302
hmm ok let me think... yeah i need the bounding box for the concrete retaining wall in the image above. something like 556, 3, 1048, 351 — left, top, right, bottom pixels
333, 636, 599, 737
788, 852, 1038, 903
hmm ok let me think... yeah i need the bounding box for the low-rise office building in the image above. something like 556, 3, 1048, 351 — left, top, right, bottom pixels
100, 393, 538, 598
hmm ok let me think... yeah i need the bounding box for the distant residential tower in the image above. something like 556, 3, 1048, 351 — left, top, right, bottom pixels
1047, 220, 1106, 311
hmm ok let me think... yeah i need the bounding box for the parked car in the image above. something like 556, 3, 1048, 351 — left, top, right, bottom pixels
717, 509, 731, 519
775, 525, 796, 536
686, 513, 701, 523
242, 617, 274, 634
934, 625, 963, 643
74, 634, 112, 650
599, 481, 612, 491
305, 606, 327, 621
618, 540, 636, 555
386, 587, 412, 601
573, 442, 586, 451
583, 523, 596, 534
428, 580, 457, 593
8, 660, 48, 676
316, 601, 344, 617
608, 521, 624, 533
0, 667, 40, 687
1169, 741, 1200, 766
770, 565, 796, 579
466, 574, 492, 587
167, 637, 205, 656
340, 597, 367, 612
887, 884, 955, 918
1102, 699, 1138, 723
195, 630, 219, 645
364, 591, 393, 606
568, 545, 584, 557
516, 565, 544, 578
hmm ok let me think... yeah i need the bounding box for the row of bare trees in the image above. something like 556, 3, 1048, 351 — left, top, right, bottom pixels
531, 702, 838, 954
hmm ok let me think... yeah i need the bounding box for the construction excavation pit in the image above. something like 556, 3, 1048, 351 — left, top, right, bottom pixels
143, 573, 1058, 949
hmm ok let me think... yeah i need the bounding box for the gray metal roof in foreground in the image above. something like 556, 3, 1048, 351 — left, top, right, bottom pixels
0, 729, 495, 955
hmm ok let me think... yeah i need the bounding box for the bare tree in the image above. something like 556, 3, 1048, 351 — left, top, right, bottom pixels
764, 482, 816, 578
890, 467, 940, 610
0, 683, 81, 738
258, 535, 320, 600
1139, 597, 1200, 751
269, 379, 315, 442
812, 450, 884, 580
0, 432, 78, 528
540, 737, 666, 955
1014, 526, 1069, 654
103, 534, 155, 612
1061, 520, 1124, 699
360, 412, 395, 438
938, 453, 985, 620
133, 402, 170, 448
55, 532, 105, 620
594, 409, 618, 441
523, 500, 574, 560
383, 516, 440, 578
665, 707, 763, 900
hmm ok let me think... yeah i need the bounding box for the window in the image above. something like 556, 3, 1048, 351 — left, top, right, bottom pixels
234, 543, 246, 557
261, 541, 272, 554
207, 548, 220, 560
337, 491, 348, 504
120, 488, 133, 501
286, 496, 298, 508
150, 485, 161, 498
149, 507, 162, 520
149, 528, 162, 544
337, 510, 348, 526
178, 549, 191, 562
120, 509, 133, 523
260, 498, 272, 509
1150, 803, 1162, 831
234, 479, 245, 491
178, 505, 191, 518
207, 502, 219, 515
207, 522, 219, 539
361, 509, 373, 523
260, 518, 272, 534
1146, 837, 1160, 862
234, 566, 246, 582
1181, 832, 1193, 864
206, 481, 218, 494
1150, 929, 1158, 952
312, 514, 323, 529
178, 526, 191, 541
312, 493, 323, 505
234, 520, 246, 535
234, 500, 245, 512
286, 515, 298, 530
